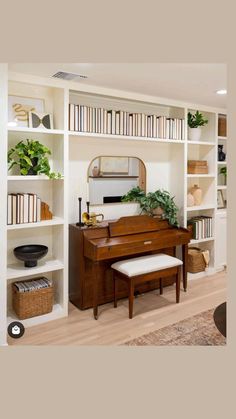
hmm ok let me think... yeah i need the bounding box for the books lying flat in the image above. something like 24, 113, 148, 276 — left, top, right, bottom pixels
7, 193, 42, 225
68, 103, 185, 140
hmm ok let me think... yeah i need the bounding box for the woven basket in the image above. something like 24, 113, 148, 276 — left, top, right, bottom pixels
12, 279, 54, 320
188, 247, 206, 273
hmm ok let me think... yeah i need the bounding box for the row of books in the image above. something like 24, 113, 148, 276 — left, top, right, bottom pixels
68, 104, 185, 140
7, 193, 41, 225
187, 216, 213, 240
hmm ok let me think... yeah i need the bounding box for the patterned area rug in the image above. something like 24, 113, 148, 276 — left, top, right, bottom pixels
123, 308, 226, 346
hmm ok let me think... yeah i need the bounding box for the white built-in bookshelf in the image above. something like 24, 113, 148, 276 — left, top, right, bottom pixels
0, 65, 227, 345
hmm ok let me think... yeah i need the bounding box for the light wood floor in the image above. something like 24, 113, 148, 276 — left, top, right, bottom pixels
8, 271, 226, 346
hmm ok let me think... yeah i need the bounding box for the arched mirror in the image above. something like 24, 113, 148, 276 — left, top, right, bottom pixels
88, 156, 146, 205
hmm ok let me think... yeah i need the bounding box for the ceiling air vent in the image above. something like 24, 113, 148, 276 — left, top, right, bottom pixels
52, 71, 88, 81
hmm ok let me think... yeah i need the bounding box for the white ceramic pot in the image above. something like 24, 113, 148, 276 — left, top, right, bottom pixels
188, 127, 201, 141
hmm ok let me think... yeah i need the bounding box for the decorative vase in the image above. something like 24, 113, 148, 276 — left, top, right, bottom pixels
218, 145, 226, 162
26, 157, 38, 175
92, 166, 99, 177
191, 184, 202, 206
187, 192, 194, 207
188, 127, 201, 141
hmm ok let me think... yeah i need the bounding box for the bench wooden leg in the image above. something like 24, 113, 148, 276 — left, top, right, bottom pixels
128, 280, 134, 319
114, 275, 117, 308
159, 278, 163, 295
176, 266, 181, 303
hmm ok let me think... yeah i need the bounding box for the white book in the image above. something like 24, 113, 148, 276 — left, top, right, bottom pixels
69, 103, 75, 131
123, 112, 127, 136
12, 194, 17, 225
119, 111, 124, 135
152, 115, 157, 138
33, 194, 37, 222
84, 106, 88, 132
116, 112, 120, 135
92, 107, 96, 133
7, 194, 12, 225
141, 114, 145, 137
36, 197, 41, 222
132, 114, 136, 136
145, 115, 148, 137
74, 105, 79, 131
28, 194, 34, 223
147, 116, 152, 137
111, 110, 116, 134
181, 119, 185, 140
107, 111, 112, 134
80, 106, 84, 131
103, 109, 107, 134
129, 114, 133, 136
23, 193, 29, 223
16, 194, 21, 224
166, 118, 170, 139
100, 108, 104, 134
137, 113, 141, 137
19, 194, 24, 224
97, 108, 101, 133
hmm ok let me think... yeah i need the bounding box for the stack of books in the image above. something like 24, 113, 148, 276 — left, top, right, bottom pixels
68, 104, 185, 140
13, 277, 52, 293
7, 193, 41, 225
187, 216, 213, 240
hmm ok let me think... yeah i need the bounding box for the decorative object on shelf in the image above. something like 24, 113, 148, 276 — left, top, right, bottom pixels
13, 244, 48, 267
190, 184, 202, 206
218, 144, 226, 161
217, 190, 225, 209
29, 112, 53, 130
100, 156, 129, 174
86, 201, 90, 214
76, 197, 85, 227
218, 114, 227, 137
92, 165, 99, 177
219, 166, 227, 185
82, 211, 104, 226
187, 160, 208, 174
188, 110, 208, 141
121, 186, 179, 227
8, 95, 44, 128
12, 277, 53, 320
41, 202, 53, 220
187, 247, 209, 273
8, 139, 62, 178
187, 192, 194, 207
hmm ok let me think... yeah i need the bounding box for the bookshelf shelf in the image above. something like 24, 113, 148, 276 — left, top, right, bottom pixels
218, 136, 227, 141
68, 131, 184, 144
217, 185, 227, 190
7, 175, 64, 181
7, 303, 65, 328
190, 237, 214, 244
187, 204, 215, 212
187, 174, 215, 178
187, 140, 215, 146
8, 126, 64, 135
7, 216, 64, 230
7, 258, 64, 280
217, 161, 227, 165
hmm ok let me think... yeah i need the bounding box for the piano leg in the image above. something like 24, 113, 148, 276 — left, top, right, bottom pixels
182, 244, 188, 292
93, 261, 99, 320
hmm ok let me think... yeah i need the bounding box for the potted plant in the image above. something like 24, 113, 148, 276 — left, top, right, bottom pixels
8, 139, 62, 179
121, 186, 179, 226
219, 166, 227, 185
188, 110, 208, 141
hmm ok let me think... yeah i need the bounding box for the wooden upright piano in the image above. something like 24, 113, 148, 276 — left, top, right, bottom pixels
69, 215, 191, 319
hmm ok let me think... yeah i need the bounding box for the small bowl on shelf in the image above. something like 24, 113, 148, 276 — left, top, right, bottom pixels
13, 244, 48, 268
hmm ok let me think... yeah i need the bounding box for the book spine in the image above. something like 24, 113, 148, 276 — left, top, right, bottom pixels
115, 111, 120, 135
107, 111, 112, 134
111, 110, 116, 134
74, 105, 79, 131
7, 194, 12, 225
69, 104, 75, 131
103, 109, 107, 134
37, 197, 41, 222
120, 111, 124, 135
100, 108, 104, 134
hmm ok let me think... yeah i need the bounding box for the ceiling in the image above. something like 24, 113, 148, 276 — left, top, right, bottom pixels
8, 63, 227, 109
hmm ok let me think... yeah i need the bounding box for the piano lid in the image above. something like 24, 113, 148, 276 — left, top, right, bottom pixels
108, 215, 171, 237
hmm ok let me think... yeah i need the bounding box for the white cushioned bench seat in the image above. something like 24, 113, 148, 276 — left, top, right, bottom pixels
111, 253, 183, 277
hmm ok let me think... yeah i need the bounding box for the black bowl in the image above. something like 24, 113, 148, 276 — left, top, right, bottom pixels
13, 244, 48, 268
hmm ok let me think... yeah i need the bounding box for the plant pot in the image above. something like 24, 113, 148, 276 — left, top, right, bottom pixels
26, 157, 38, 175
188, 127, 202, 141
152, 207, 164, 218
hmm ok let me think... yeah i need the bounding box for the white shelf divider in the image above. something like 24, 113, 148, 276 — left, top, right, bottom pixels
7, 217, 64, 230
7, 258, 64, 280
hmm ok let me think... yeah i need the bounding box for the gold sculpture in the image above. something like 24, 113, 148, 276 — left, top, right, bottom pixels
82, 212, 104, 226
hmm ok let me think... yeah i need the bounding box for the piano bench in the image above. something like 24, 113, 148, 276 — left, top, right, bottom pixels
111, 253, 183, 319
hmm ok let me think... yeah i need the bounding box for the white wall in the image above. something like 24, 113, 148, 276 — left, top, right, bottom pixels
69, 137, 184, 223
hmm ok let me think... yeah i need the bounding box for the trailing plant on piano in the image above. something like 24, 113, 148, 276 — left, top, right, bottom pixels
122, 186, 179, 227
